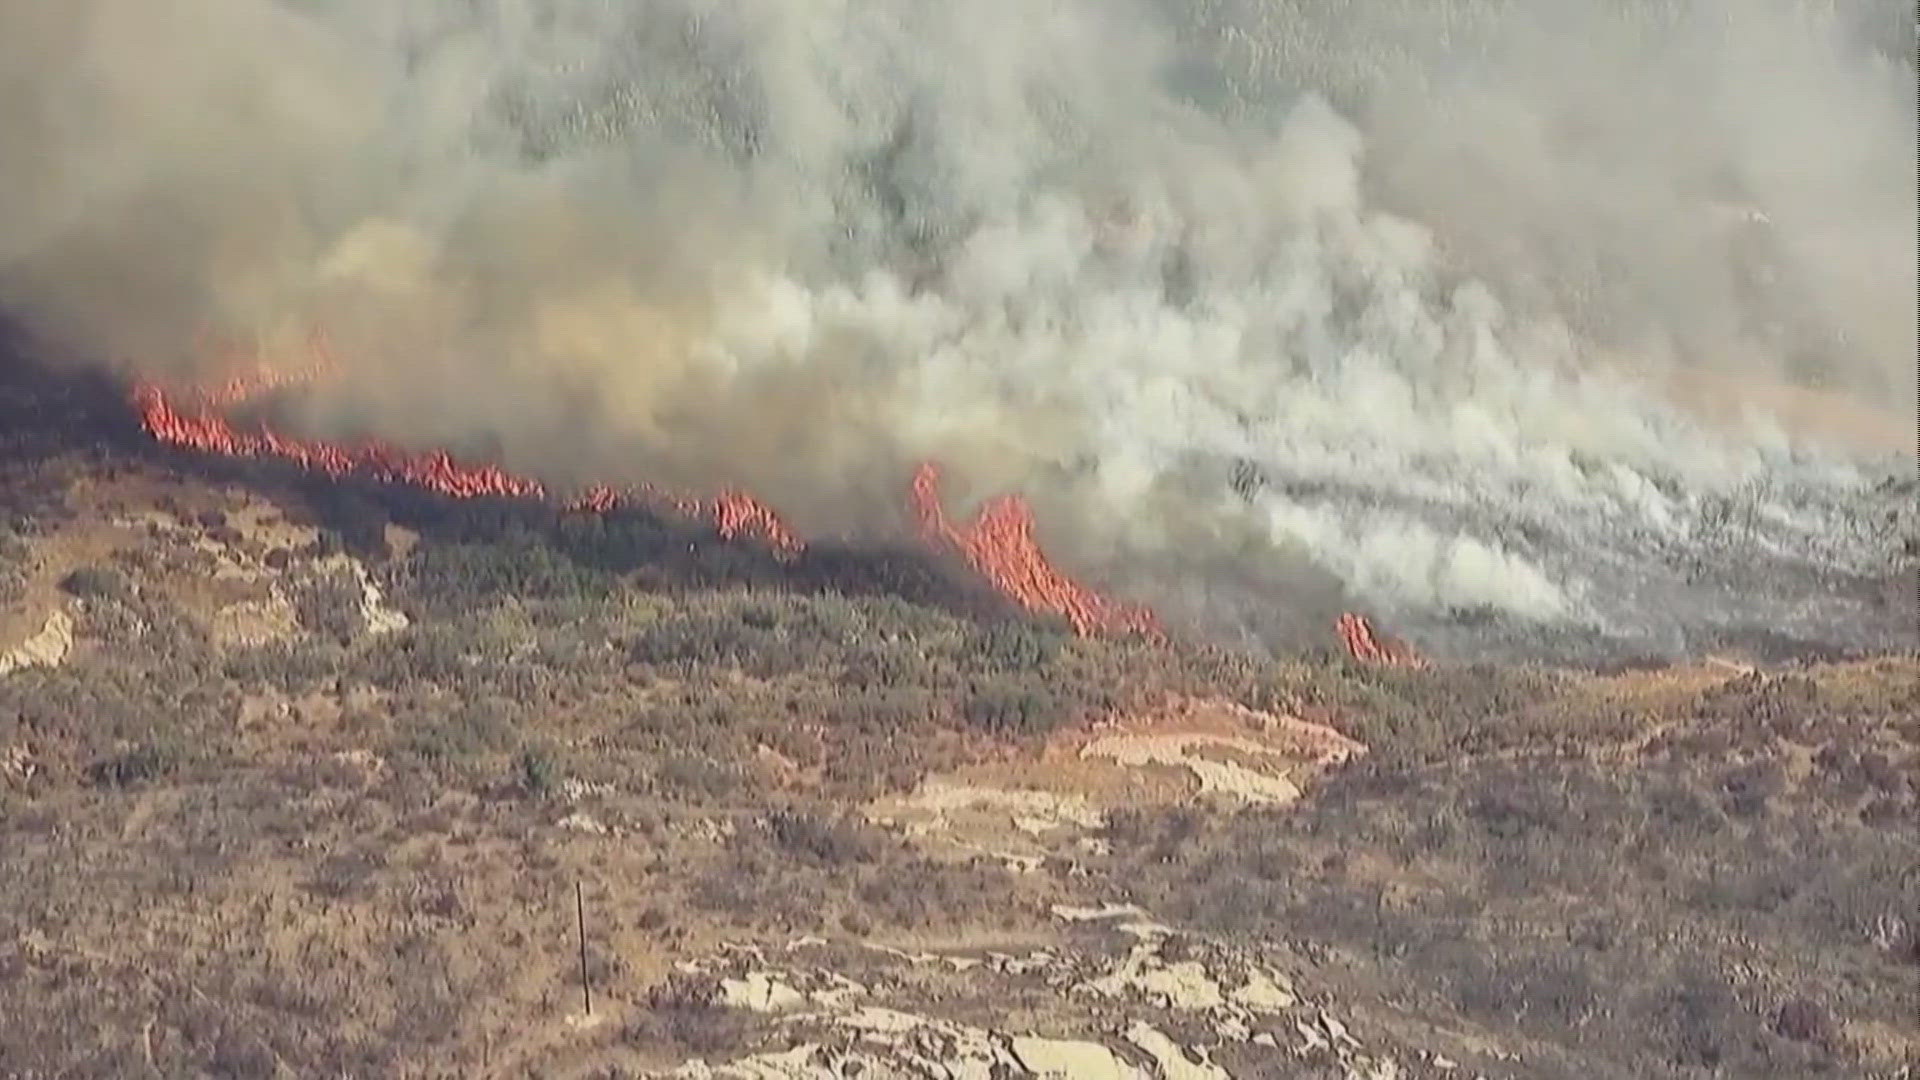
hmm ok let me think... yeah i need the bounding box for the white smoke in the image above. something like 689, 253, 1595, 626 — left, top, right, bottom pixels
0, 0, 1911, 659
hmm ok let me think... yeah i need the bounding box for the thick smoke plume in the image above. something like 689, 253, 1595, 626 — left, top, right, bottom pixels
1, 0, 1912, 660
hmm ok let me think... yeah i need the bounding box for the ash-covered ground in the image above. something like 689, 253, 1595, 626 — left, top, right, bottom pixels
1135, 448, 1917, 666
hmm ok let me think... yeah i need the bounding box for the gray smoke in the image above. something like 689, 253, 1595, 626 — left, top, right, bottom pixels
1, 0, 1912, 660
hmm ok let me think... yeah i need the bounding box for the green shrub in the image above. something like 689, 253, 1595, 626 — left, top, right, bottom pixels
965, 620, 1065, 670
763, 808, 880, 866
293, 573, 367, 643
85, 740, 188, 787
515, 748, 558, 797
59, 565, 133, 603
962, 678, 1066, 737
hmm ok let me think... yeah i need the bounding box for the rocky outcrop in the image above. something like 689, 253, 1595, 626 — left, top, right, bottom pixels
0, 609, 72, 677
651, 905, 1431, 1080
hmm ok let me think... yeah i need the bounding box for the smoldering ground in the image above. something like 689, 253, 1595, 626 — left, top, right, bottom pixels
0, 0, 1912, 661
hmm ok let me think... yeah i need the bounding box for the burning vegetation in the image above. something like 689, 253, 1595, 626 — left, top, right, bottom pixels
909, 462, 1158, 638
1336, 611, 1427, 669
130, 352, 1418, 656
128, 356, 1153, 635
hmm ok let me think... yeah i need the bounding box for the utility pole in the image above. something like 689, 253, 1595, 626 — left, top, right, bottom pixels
576, 880, 592, 1016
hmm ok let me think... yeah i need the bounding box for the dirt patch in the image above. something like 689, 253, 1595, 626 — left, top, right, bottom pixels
1080, 733, 1307, 805
875, 698, 1368, 864
1064, 697, 1365, 808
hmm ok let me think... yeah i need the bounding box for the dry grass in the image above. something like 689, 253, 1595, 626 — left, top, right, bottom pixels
0, 356, 1913, 1077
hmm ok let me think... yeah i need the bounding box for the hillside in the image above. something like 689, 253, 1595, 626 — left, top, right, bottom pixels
0, 357, 1916, 1079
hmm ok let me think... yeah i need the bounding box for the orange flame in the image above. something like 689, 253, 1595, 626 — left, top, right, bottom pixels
132, 369, 799, 554
129, 359, 1436, 653
1335, 612, 1427, 668
909, 462, 1160, 637
559, 482, 801, 555
133, 382, 546, 500
131, 358, 1151, 627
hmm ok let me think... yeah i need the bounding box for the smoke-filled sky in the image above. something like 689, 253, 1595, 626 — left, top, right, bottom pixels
1, 0, 1913, 660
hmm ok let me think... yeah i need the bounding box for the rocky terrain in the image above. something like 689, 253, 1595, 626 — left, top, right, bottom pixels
0, 361, 1915, 1078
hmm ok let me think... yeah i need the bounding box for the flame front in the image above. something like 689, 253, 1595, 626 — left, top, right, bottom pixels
129, 359, 1142, 630
132, 355, 1430, 654
133, 382, 547, 501
909, 462, 1160, 637
1336, 612, 1427, 668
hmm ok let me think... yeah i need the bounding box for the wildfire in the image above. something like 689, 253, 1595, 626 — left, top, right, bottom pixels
130, 355, 1419, 656
909, 462, 1161, 637
133, 383, 545, 500
1336, 611, 1427, 668
130, 364, 1136, 629
560, 483, 801, 555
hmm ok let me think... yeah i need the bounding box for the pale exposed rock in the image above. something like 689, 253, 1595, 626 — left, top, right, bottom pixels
1052, 903, 1150, 923
719, 973, 807, 1014
805, 972, 868, 1010
1123, 1021, 1229, 1080
0, 609, 72, 676
1232, 970, 1298, 1011
655, 957, 1156, 1080
986, 950, 1056, 976
837, 1006, 925, 1034
661, 906, 1380, 1080
1090, 953, 1227, 1011
1296, 1018, 1331, 1054
315, 554, 409, 635
1011, 1035, 1140, 1079
1146, 698, 1369, 766
876, 780, 1106, 836
1080, 732, 1307, 805
1110, 916, 1179, 941
1321, 1009, 1362, 1048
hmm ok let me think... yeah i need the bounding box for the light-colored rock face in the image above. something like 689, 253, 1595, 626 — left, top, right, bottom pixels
205, 551, 407, 647
866, 697, 1370, 875
869, 780, 1109, 870
1080, 732, 1307, 805
1124, 1021, 1229, 1080
650, 905, 1414, 1080
660, 1004, 1150, 1080
718, 973, 809, 1014
1074, 908, 1299, 1030
314, 554, 410, 635
0, 609, 72, 677
1012, 1035, 1139, 1079
883, 780, 1107, 834
761, 703, 1417, 1078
